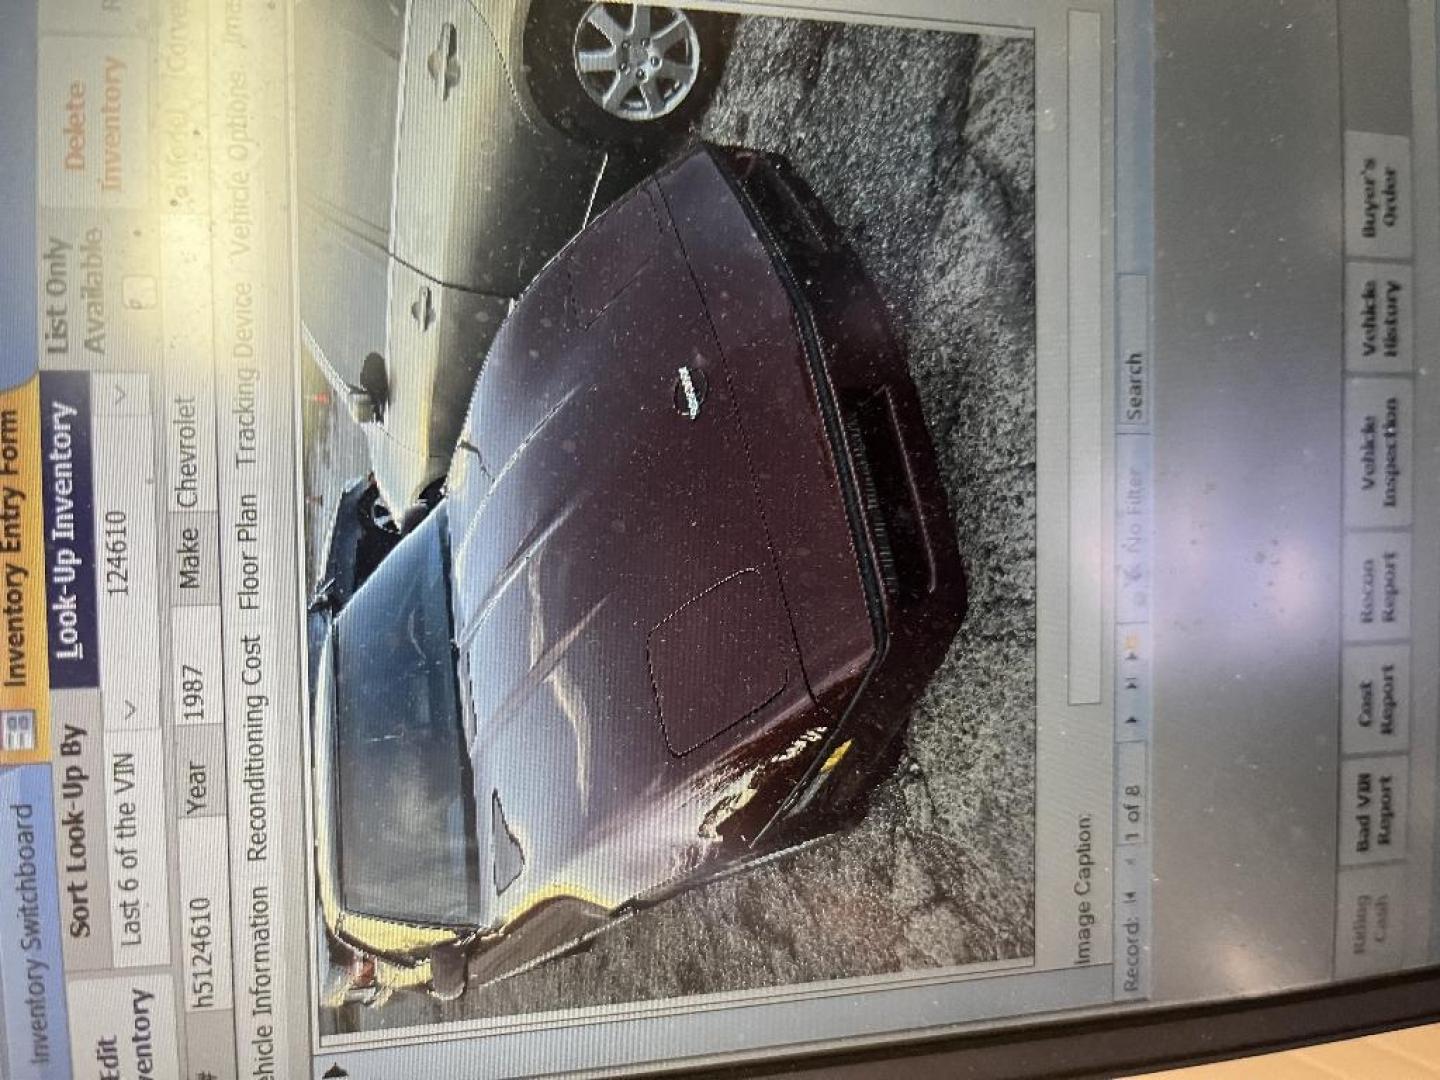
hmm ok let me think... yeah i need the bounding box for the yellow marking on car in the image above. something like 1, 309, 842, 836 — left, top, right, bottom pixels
502, 882, 616, 928
820, 739, 853, 774
339, 910, 456, 960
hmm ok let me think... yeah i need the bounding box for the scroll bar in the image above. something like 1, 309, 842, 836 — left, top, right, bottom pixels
1069, 10, 1105, 704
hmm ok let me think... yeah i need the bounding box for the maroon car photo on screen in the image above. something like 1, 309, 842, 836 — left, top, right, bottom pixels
296, 0, 1036, 1033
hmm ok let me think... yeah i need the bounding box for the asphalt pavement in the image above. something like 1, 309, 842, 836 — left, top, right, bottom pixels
314, 14, 1037, 1033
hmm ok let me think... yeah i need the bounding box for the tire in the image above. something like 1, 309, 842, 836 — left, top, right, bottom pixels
523, 1, 735, 149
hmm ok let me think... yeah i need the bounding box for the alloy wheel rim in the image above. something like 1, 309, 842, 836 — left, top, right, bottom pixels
573, 4, 702, 121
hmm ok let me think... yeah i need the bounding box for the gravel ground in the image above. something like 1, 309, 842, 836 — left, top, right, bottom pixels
313, 15, 1036, 1033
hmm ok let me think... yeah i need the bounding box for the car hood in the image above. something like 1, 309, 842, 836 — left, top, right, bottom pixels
442, 162, 819, 923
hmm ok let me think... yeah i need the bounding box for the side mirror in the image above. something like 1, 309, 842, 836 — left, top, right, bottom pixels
343, 386, 378, 425
356, 352, 390, 423
429, 938, 471, 1003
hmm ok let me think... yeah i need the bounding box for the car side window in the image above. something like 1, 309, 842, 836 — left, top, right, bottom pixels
491, 791, 525, 896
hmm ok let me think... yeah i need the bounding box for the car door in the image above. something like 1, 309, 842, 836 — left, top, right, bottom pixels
382, 258, 509, 492
297, 0, 516, 507
393, 0, 600, 300
294, 0, 401, 388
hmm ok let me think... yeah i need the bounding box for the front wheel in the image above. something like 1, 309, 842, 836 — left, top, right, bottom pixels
524, 2, 735, 149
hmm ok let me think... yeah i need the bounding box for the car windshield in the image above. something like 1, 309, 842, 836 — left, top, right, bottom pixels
330, 506, 478, 926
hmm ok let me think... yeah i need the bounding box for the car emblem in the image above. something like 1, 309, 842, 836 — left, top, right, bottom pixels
674, 364, 707, 420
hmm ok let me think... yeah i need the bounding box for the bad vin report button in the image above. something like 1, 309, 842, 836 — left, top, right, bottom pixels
1339, 757, 1409, 867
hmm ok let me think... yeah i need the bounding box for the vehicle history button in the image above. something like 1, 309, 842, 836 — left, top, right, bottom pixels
1345, 262, 1413, 374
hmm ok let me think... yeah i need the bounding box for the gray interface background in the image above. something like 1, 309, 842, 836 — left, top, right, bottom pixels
304, 15, 1038, 1032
